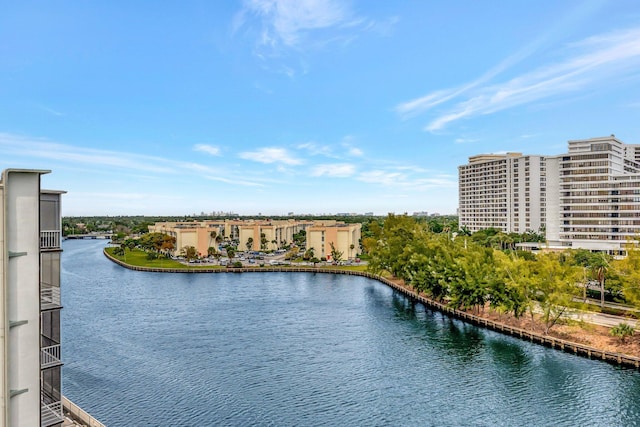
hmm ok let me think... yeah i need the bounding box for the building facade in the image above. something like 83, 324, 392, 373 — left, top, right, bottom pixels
149, 219, 362, 259
1, 169, 65, 427
458, 153, 546, 234
460, 136, 640, 254
149, 219, 313, 256
305, 221, 362, 261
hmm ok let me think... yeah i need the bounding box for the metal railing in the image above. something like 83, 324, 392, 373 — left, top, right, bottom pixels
40, 230, 61, 249
41, 287, 61, 310
41, 398, 64, 427
41, 344, 61, 369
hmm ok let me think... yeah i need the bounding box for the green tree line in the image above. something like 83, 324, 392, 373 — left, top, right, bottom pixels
365, 214, 640, 335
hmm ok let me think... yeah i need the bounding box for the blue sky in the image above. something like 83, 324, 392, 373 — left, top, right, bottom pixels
2, 0, 640, 216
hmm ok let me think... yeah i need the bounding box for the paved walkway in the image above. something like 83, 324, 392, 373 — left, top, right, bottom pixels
572, 310, 639, 328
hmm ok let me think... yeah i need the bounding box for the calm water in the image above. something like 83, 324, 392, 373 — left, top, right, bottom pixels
61, 239, 640, 426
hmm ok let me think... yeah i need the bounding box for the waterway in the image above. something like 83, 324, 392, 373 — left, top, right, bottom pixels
61, 239, 640, 426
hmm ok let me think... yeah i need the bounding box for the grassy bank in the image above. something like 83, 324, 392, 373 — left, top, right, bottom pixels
105, 247, 368, 272
105, 247, 222, 269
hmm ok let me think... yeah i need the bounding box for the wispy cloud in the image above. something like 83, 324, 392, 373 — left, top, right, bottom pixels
347, 147, 363, 156
0, 133, 176, 174
235, 0, 387, 76
297, 141, 335, 157
454, 137, 479, 144
397, 26, 640, 132
193, 144, 221, 156
0, 133, 264, 187
37, 105, 65, 117
243, 0, 351, 48
297, 139, 363, 158
357, 170, 403, 186
395, 27, 556, 119
356, 167, 456, 189
311, 163, 355, 177
239, 146, 303, 165
340, 136, 364, 157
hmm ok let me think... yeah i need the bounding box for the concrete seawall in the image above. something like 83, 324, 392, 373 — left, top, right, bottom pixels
104, 249, 640, 369
63, 396, 106, 427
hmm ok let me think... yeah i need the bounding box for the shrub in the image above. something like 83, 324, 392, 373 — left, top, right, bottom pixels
610, 323, 635, 343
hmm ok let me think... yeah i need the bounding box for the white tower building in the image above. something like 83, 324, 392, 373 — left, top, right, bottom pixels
0, 169, 65, 427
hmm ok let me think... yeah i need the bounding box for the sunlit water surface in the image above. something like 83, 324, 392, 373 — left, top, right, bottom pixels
61, 240, 640, 426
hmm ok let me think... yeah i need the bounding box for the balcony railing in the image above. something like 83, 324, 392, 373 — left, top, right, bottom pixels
41, 287, 61, 310
41, 230, 61, 249
41, 344, 62, 369
41, 398, 64, 427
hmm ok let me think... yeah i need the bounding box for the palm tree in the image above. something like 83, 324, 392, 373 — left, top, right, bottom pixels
246, 237, 254, 252
182, 245, 198, 262
593, 256, 609, 308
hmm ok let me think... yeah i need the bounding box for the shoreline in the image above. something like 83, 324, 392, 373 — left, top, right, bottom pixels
103, 249, 640, 370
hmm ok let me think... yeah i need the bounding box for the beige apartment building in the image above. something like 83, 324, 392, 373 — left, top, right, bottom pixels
149, 219, 362, 259
306, 220, 362, 261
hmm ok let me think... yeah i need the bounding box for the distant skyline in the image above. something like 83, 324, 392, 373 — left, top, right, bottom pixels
2, 1, 640, 216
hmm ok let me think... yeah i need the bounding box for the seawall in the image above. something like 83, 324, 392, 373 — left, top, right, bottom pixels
63, 396, 106, 427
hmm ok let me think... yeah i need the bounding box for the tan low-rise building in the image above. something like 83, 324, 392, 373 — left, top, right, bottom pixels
149, 219, 310, 256
306, 220, 361, 261
149, 219, 361, 259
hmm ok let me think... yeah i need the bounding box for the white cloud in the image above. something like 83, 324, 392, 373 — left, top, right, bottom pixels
356, 168, 457, 189
193, 144, 221, 156
239, 147, 303, 165
397, 26, 640, 132
395, 89, 460, 119
298, 139, 363, 158
454, 138, 479, 144
37, 105, 65, 117
240, 0, 352, 48
348, 147, 363, 157
297, 141, 335, 157
311, 163, 355, 177
357, 170, 403, 186
395, 31, 551, 119
0, 133, 266, 187
0, 133, 176, 174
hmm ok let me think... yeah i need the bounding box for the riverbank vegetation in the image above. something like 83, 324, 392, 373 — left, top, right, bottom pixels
365, 214, 640, 350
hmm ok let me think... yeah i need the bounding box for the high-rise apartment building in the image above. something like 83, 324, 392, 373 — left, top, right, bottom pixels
1, 169, 65, 427
460, 136, 640, 254
458, 153, 546, 234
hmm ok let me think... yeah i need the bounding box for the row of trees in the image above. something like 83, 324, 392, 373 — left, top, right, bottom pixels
366, 215, 640, 334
